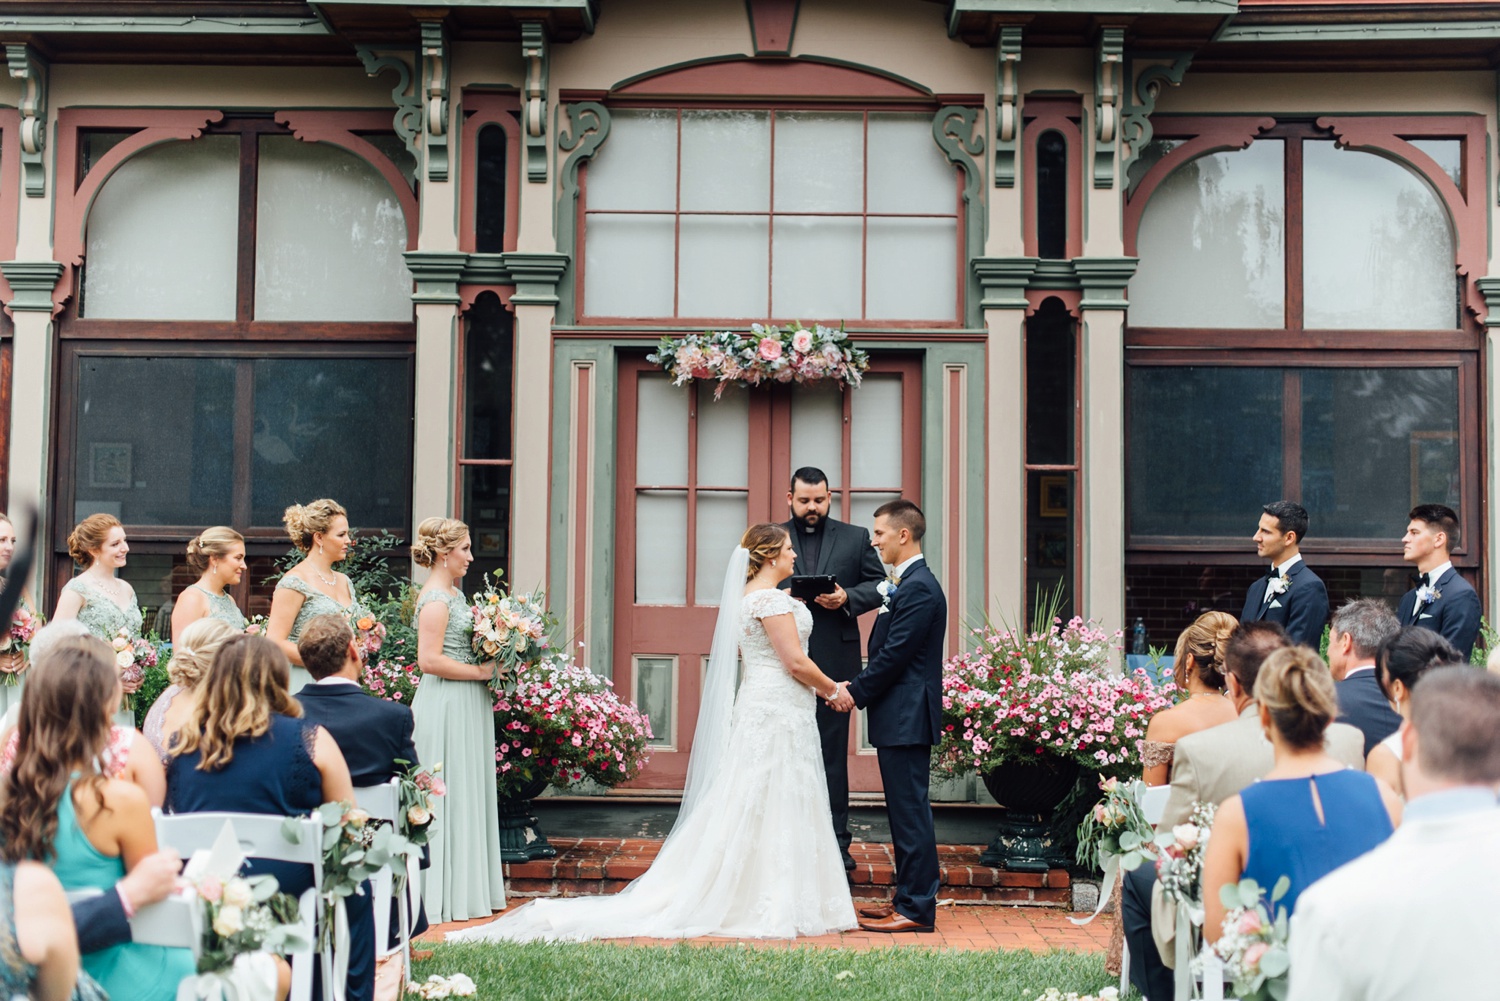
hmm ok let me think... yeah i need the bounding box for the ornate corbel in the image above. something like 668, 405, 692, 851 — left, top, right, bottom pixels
522, 22, 550, 183
5, 45, 48, 197
1093, 28, 1124, 190
995, 26, 1022, 188
1120, 52, 1194, 189
355, 45, 423, 170
419, 21, 450, 182
559, 101, 609, 202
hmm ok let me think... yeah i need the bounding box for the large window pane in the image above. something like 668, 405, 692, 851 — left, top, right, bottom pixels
74, 356, 236, 525
586, 109, 677, 211
1129, 367, 1283, 536
636, 375, 689, 485
695, 492, 749, 605
636, 492, 687, 604
254, 137, 412, 321
462, 295, 513, 461
772, 216, 861, 317
83, 137, 239, 320
1301, 368, 1459, 538
867, 113, 955, 214
1303, 142, 1457, 330
773, 112, 862, 213
866, 217, 957, 320
695, 383, 748, 487
678, 216, 768, 318
462, 464, 511, 587
1130, 141, 1285, 329
680, 111, 769, 212
584, 213, 675, 317
249, 358, 413, 530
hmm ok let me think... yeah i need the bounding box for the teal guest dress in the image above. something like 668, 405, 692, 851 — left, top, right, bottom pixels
0, 860, 37, 998
411, 588, 506, 921
50, 775, 196, 1000
63, 576, 143, 728
274, 573, 361, 695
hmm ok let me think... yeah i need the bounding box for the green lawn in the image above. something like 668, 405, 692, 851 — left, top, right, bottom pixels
411, 941, 1129, 1001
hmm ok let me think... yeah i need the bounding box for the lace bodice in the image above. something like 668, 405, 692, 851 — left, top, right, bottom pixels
416, 588, 478, 665
189, 584, 248, 630
63, 576, 143, 642
275, 572, 360, 642
736, 589, 815, 706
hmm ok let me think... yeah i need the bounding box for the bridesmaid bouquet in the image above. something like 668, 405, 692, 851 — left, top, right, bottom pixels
348, 610, 387, 662
469, 580, 552, 688
0, 605, 41, 685
242, 614, 268, 636
1200, 876, 1292, 1001
110, 627, 158, 710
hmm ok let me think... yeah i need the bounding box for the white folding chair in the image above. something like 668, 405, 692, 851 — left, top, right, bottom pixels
65, 884, 204, 958
353, 778, 418, 979
155, 811, 327, 1001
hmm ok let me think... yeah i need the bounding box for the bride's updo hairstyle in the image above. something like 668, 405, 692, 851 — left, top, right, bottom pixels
1254, 646, 1339, 751
740, 523, 790, 581
283, 499, 347, 553
411, 517, 469, 568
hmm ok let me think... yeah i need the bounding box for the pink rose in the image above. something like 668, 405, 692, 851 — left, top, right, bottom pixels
1243, 942, 1269, 970
430, 777, 447, 797
757, 337, 782, 361
1237, 910, 1264, 936
198, 875, 223, 903
791, 330, 814, 354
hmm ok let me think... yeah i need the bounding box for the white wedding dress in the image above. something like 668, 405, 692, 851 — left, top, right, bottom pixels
447, 586, 857, 942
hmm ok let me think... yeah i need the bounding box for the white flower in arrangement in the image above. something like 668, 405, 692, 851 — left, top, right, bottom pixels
111, 635, 130, 652
407, 805, 431, 827
221, 878, 254, 910
1171, 823, 1201, 852
212, 904, 244, 938
115, 649, 134, 670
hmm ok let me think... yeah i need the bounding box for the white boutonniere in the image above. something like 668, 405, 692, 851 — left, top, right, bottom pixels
1416, 584, 1442, 607
1266, 574, 1290, 598
876, 574, 901, 614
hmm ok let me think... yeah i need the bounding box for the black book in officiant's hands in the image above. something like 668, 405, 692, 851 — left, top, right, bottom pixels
788, 575, 837, 601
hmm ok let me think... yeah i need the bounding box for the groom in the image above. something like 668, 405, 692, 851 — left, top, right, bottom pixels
834, 499, 945, 933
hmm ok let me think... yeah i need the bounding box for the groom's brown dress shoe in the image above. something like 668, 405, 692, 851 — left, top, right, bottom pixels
858, 912, 934, 934
857, 903, 894, 919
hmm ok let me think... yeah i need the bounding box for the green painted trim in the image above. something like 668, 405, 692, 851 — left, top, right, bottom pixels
404, 251, 466, 305
421, 21, 451, 183
1475, 277, 1500, 327
994, 26, 1022, 189
1, 260, 63, 312
506, 252, 569, 306
1074, 256, 1139, 310
793, 56, 934, 97
356, 46, 423, 171
1217, 21, 1500, 44
554, 101, 611, 325
973, 257, 1038, 310
1120, 52, 1194, 194
5, 45, 47, 199
521, 22, 549, 183
460, 253, 511, 286
0, 14, 328, 34
1094, 28, 1123, 190
933, 106, 988, 327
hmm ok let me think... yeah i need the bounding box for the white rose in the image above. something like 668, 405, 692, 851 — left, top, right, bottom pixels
407, 805, 431, 827
448, 974, 476, 996
115, 650, 135, 670
1171, 823, 1200, 852
222, 878, 254, 909
213, 904, 245, 937
111, 636, 130, 652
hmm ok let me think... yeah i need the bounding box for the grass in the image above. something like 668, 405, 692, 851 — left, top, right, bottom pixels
410, 941, 1125, 1001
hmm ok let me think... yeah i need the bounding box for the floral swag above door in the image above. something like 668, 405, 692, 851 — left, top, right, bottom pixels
647, 322, 870, 398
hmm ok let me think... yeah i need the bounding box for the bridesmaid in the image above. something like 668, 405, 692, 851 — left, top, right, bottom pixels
267, 499, 360, 696
52, 514, 142, 727
410, 516, 506, 922
170, 527, 248, 644
0, 512, 37, 718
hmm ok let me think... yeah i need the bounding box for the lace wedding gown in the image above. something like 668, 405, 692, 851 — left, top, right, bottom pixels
447, 587, 857, 942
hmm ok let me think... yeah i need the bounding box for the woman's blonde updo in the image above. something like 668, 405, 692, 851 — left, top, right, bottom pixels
1172, 610, 1236, 692
168, 617, 238, 690
283, 499, 347, 553
67, 513, 122, 567
186, 526, 245, 575
1254, 646, 1339, 751
740, 523, 790, 581
411, 517, 469, 568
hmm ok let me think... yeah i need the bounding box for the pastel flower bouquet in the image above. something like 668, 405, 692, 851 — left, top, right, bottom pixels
395, 760, 445, 846
0, 605, 41, 685
1157, 801, 1217, 906
1199, 876, 1292, 1001
349, 610, 388, 662
1075, 775, 1156, 875
647, 321, 869, 398
470, 578, 553, 689
110, 626, 159, 710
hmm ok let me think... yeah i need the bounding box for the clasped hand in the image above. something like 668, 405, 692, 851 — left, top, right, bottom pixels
824, 681, 855, 713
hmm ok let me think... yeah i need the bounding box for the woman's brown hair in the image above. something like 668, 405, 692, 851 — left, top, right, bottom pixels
282, 499, 347, 554
67, 513, 122, 567
186, 526, 245, 575
1255, 646, 1339, 751
1172, 611, 1236, 692
740, 523, 790, 581
172, 635, 303, 770
0, 637, 118, 863
411, 517, 469, 569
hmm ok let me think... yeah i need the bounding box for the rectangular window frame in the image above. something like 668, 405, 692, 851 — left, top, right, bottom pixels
633, 653, 679, 751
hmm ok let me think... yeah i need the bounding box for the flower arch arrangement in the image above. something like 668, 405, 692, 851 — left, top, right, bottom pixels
647, 321, 870, 398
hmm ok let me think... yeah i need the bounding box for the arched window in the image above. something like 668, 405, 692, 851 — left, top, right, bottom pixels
474, 124, 508, 254
1035, 130, 1068, 260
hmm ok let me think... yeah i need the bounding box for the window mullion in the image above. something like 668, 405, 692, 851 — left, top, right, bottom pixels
232, 358, 255, 528
235, 131, 258, 324
1285, 136, 1304, 331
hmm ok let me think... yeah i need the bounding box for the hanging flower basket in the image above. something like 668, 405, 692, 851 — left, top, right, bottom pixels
647, 322, 870, 398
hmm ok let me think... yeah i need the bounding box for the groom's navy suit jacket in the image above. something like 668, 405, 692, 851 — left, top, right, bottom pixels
848, 558, 945, 746
1398, 565, 1481, 661
1240, 558, 1329, 650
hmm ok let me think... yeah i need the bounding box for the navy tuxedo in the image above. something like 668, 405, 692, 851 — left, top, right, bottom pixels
848, 556, 946, 926
296, 681, 419, 787
780, 516, 886, 859
1240, 558, 1330, 649
1334, 670, 1403, 759
1398, 565, 1481, 661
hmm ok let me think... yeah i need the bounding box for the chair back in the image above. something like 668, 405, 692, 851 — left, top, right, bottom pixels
130, 891, 204, 957
353, 779, 400, 823
1141, 784, 1172, 826
155, 811, 323, 887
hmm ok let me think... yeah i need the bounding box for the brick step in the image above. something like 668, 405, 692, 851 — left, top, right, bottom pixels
504, 838, 1070, 908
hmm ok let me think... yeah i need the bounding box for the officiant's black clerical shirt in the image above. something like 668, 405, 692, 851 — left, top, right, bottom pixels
801, 516, 825, 573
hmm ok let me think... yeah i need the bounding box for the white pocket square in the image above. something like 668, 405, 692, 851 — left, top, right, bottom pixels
1419, 613, 1434, 620
1269, 600, 1283, 609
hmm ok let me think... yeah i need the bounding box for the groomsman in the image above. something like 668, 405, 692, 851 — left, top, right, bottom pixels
1399, 504, 1481, 661
780, 466, 886, 871
1241, 500, 1329, 649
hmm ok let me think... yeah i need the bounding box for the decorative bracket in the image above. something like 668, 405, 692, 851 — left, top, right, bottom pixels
5, 45, 48, 197
559, 101, 611, 201
995, 26, 1022, 188
1120, 52, 1194, 189
1093, 28, 1124, 190
522, 22, 550, 183
419, 21, 450, 182
355, 44, 423, 172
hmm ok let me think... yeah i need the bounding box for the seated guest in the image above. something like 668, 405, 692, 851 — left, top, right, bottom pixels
1327, 598, 1402, 757
1, 859, 80, 1001
1201, 647, 1401, 944
1365, 628, 1462, 799
166, 635, 363, 1001
0, 637, 195, 1000
1140, 611, 1238, 786
142, 617, 238, 762
1287, 667, 1500, 1000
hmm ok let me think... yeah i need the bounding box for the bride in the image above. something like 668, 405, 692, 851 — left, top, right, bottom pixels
449, 523, 858, 941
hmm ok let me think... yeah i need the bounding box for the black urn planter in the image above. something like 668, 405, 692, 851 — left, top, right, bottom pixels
497, 776, 559, 863
979, 755, 1081, 872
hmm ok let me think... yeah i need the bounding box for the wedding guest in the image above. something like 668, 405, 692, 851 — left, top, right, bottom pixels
1139, 611, 1238, 787
1287, 667, 1500, 1000
1240, 501, 1329, 649
52, 514, 143, 726
170, 527, 248, 643
778, 466, 886, 871
1398, 504, 1481, 660
1201, 647, 1400, 944
0, 856, 79, 1001
1327, 598, 1402, 757
0, 511, 38, 717
409, 517, 506, 922
0, 637, 195, 1000
1365, 628, 1462, 799
268, 500, 361, 696
141, 617, 238, 762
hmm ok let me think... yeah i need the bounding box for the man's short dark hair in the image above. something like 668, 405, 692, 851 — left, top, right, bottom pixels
1330, 598, 1400, 661
1409, 503, 1460, 548
1409, 667, 1500, 784
297, 614, 355, 681
1262, 500, 1310, 544
790, 467, 829, 491
1225, 620, 1290, 695
873, 499, 925, 541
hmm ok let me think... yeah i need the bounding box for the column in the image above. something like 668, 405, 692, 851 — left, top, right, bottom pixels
403, 252, 466, 528
1474, 277, 1500, 620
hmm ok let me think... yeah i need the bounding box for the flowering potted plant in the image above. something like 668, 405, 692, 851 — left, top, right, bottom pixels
647, 321, 869, 398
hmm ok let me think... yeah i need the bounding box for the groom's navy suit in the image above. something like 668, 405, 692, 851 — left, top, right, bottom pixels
847, 555, 945, 927
1240, 558, 1329, 650
1397, 564, 1481, 661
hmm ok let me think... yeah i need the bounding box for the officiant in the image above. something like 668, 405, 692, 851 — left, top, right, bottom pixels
780, 466, 886, 871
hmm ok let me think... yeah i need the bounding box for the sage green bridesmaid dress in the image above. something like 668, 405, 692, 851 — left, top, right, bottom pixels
411, 587, 506, 921
63, 575, 143, 728
274, 573, 360, 695
187, 583, 248, 630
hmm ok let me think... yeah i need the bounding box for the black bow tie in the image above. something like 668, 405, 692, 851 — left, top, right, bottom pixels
1413, 572, 1430, 588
